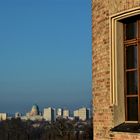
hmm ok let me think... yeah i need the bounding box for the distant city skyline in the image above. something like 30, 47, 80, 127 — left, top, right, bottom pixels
3, 103, 91, 116
1, 103, 91, 120
0, 105, 91, 123
0, 0, 91, 113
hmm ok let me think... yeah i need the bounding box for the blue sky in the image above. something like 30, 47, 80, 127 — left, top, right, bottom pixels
0, 0, 91, 114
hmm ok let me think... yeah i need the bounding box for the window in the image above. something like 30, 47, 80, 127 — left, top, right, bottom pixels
123, 16, 140, 121
110, 8, 140, 130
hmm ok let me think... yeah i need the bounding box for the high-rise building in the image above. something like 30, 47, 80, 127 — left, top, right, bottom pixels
78, 107, 89, 121
57, 108, 63, 117
92, 1, 140, 139
63, 109, 70, 118
87, 108, 91, 119
73, 108, 89, 121
43, 107, 56, 122
73, 110, 79, 118
0, 113, 7, 121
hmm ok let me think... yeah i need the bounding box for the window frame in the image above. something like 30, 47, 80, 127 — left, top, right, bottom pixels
110, 7, 140, 126
123, 19, 140, 121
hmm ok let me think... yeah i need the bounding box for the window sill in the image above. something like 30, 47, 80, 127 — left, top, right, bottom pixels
111, 122, 140, 133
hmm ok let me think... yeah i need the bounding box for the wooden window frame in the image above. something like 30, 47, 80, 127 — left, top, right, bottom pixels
110, 8, 140, 126
124, 18, 140, 121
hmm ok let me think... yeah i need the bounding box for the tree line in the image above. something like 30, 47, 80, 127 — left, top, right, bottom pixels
0, 118, 93, 140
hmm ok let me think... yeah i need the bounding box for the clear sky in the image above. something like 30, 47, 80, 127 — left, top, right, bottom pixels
0, 0, 91, 114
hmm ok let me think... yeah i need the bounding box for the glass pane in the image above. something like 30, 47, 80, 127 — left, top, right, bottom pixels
127, 97, 138, 121
126, 71, 138, 94
126, 21, 137, 40
126, 45, 137, 69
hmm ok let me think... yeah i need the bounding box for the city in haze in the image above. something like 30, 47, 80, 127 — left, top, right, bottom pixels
0, 0, 91, 114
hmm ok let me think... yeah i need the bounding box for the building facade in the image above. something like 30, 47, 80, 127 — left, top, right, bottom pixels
57, 108, 63, 117
92, 0, 140, 140
73, 110, 79, 118
0, 113, 7, 121
78, 107, 89, 121
15, 112, 21, 118
30, 104, 39, 116
43, 107, 56, 122
73, 107, 89, 121
63, 109, 70, 118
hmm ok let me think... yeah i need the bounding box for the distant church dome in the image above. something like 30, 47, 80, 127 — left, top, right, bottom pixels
30, 104, 39, 116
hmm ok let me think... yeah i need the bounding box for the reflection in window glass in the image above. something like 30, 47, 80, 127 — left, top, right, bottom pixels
126, 45, 137, 69
127, 97, 138, 121
126, 71, 138, 94
126, 21, 137, 40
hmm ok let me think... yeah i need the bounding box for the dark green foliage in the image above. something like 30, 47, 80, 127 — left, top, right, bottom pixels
0, 118, 93, 140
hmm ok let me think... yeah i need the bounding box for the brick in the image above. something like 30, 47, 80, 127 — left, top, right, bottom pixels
92, 0, 140, 139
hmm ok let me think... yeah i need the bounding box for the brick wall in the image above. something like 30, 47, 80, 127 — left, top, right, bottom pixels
92, 0, 140, 140
110, 132, 140, 140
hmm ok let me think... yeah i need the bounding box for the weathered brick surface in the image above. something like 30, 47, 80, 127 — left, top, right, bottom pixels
110, 132, 140, 140
92, 0, 140, 140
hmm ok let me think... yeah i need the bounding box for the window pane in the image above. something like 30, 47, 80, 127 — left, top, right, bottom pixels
126, 45, 137, 69
126, 21, 137, 40
126, 71, 138, 94
127, 97, 138, 121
